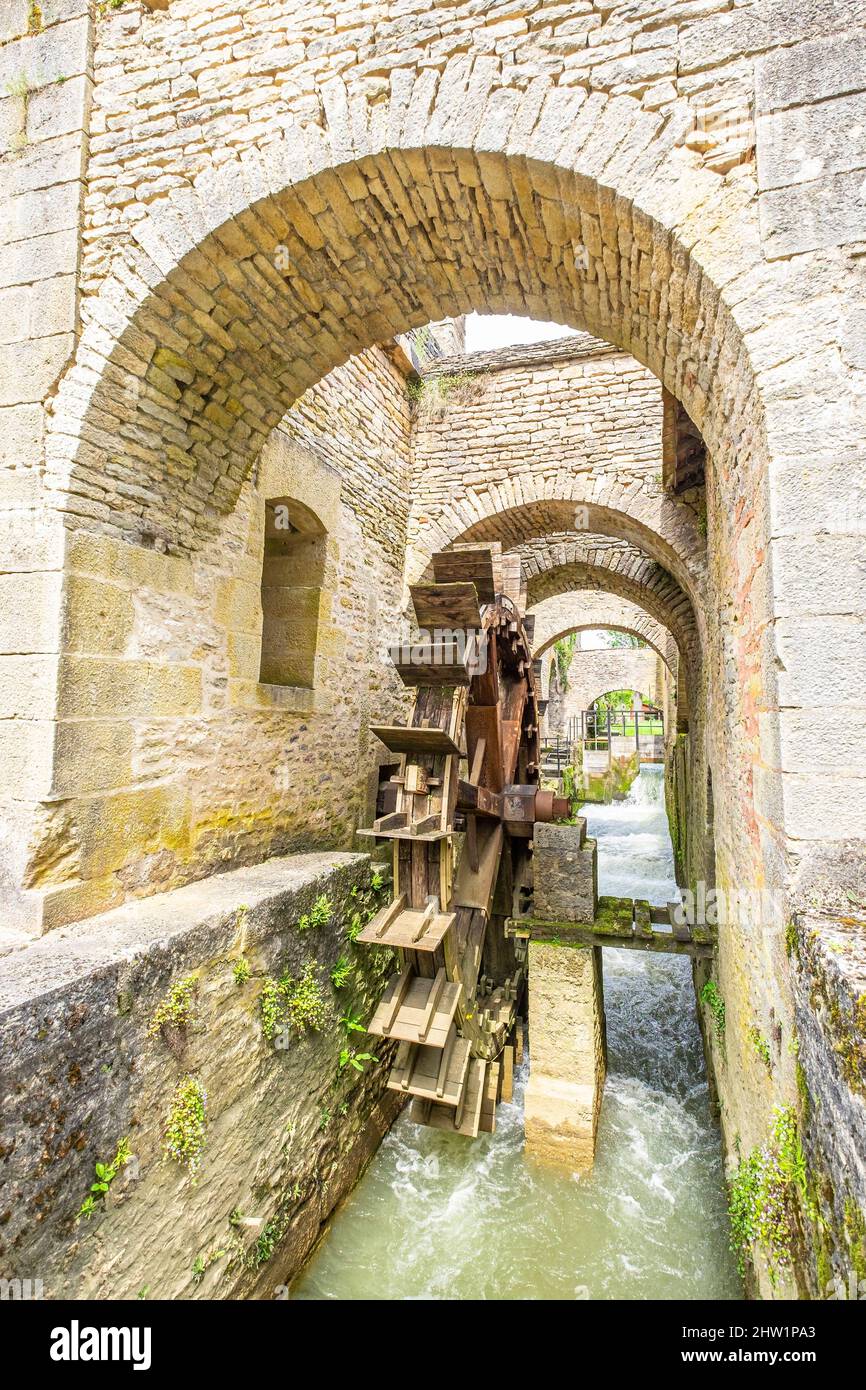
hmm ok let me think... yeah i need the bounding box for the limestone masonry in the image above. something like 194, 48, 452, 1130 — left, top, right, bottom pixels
0, 0, 864, 1302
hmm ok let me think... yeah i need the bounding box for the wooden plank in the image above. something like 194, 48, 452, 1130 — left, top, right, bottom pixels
355, 892, 407, 944
502, 1044, 514, 1102
392, 641, 473, 686
432, 548, 497, 604
387, 1031, 472, 1106
479, 1061, 500, 1133
508, 916, 714, 958
417, 967, 447, 1040
357, 825, 453, 843
424, 1058, 487, 1137
454, 822, 503, 913
368, 972, 461, 1047
375, 965, 414, 1034
370, 725, 461, 756
410, 582, 482, 629
668, 901, 693, 942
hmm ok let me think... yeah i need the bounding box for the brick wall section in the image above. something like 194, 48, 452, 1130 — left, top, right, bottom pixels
0, 0, 863, 1298
408, 335, 665, 573
22, 345, 412, 933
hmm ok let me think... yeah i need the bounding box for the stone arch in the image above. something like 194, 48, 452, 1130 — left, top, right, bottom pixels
530, 585, 675, 674
409, 486, 707, 621
51, 110, 764, 558
39, 94, 781, 962
535, 625, 672, 675
521, 537, 698, 664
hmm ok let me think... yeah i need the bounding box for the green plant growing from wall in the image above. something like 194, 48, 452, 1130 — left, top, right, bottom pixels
28, 4, 43, 35
163, 1076, 207, 1179
552, 633, 577, 691
699, 979, 726, 1046
843, 1197, 866, 1281
748, 1024, 773, 1071
191, 1248, 224, 1285
233, 958, 250, 986
148, 975, 198, 1040
77, 1138, 131, 1221
330, 955, 351, 989
260, 976, 283, 1041
338, 1046, 378, 1073
728, 1106, 811, 1281
298, 893, 332, 932
345, 869, 389, 941
283, 962, 326, 1033
260, 962, 327, 1040
406, 371, 480, 417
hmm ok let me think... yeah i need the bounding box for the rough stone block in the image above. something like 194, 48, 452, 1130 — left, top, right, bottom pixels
0, 15, 91, 94
524, 942, 606, 1175
0, 333, 74, 405
756, 31, 866, 112
51, 718, 134, 797
0, 571, 61, 653
27, 73, 91, 144
533, 820, 598, 923
0, 653, 57, 717
757, 91, 866, 194
0, 403, 43, 468
57, 656, 201, 718
7, 183, 82, 242
0, 717, 54, 798
60, 574, 134, 654
759, 168, 866, 258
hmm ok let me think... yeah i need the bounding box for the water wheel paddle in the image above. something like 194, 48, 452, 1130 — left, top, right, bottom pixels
357, 545, 568, 1137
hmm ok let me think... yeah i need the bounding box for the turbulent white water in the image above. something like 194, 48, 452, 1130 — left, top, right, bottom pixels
292, 766, 741, 1300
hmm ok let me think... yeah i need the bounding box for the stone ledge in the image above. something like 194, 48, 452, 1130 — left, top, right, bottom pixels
420, 331, 623, 379
0, 850, 367, 1015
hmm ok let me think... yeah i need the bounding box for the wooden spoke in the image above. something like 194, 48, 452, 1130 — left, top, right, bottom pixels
356, 546, 552, 1136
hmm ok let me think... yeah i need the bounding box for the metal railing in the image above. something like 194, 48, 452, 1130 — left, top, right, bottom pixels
566, 708, 664, 750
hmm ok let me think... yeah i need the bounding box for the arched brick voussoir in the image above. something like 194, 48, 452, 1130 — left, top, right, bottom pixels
51, 92, 763, 553
416, 495, 707, 633
518, 530, 701, 672
530, 592, 674, 674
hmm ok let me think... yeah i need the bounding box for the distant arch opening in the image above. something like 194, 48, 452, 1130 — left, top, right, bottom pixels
259, 497, 326, 689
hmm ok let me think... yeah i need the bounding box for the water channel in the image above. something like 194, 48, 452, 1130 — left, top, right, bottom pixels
292, 766, 741, 1300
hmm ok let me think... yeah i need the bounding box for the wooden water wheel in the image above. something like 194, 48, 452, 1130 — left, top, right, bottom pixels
357, 546, 568, 1137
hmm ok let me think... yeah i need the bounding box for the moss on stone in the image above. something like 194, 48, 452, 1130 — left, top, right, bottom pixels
843, 1197, 866, 1281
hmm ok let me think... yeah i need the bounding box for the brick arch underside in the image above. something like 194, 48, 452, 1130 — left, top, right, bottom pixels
432, 496, 705, 628
534, 623, 673, 675
520, 539, 698, 724
52, 129, 762, 563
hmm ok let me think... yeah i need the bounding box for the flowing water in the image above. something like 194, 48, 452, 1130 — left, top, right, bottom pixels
292, 765, 741, 1300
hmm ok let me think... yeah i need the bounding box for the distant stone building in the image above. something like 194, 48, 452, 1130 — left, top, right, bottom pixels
0, 0, 864, 1302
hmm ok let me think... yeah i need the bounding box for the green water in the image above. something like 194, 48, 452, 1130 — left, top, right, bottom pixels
291, 767, 741, 1300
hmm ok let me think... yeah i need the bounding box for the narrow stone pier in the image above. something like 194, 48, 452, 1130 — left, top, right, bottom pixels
524, 941, 606, 1174
524, 820, 606, 1173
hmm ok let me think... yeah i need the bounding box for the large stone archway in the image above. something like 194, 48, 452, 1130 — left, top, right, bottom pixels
529, 592, 675, 672
1, 0, 864, 1305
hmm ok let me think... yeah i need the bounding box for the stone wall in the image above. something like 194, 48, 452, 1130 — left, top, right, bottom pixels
0, 850, 401, 1299
0, 0, 863, 1301
8, 343, 412, 936
560, 645, 662, 723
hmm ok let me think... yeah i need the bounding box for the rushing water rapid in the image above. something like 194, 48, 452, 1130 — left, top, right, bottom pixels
292, 766, 741, 1300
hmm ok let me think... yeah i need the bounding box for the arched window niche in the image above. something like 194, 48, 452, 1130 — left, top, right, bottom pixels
259, 495, 326, 688
254, 434, 342, 705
